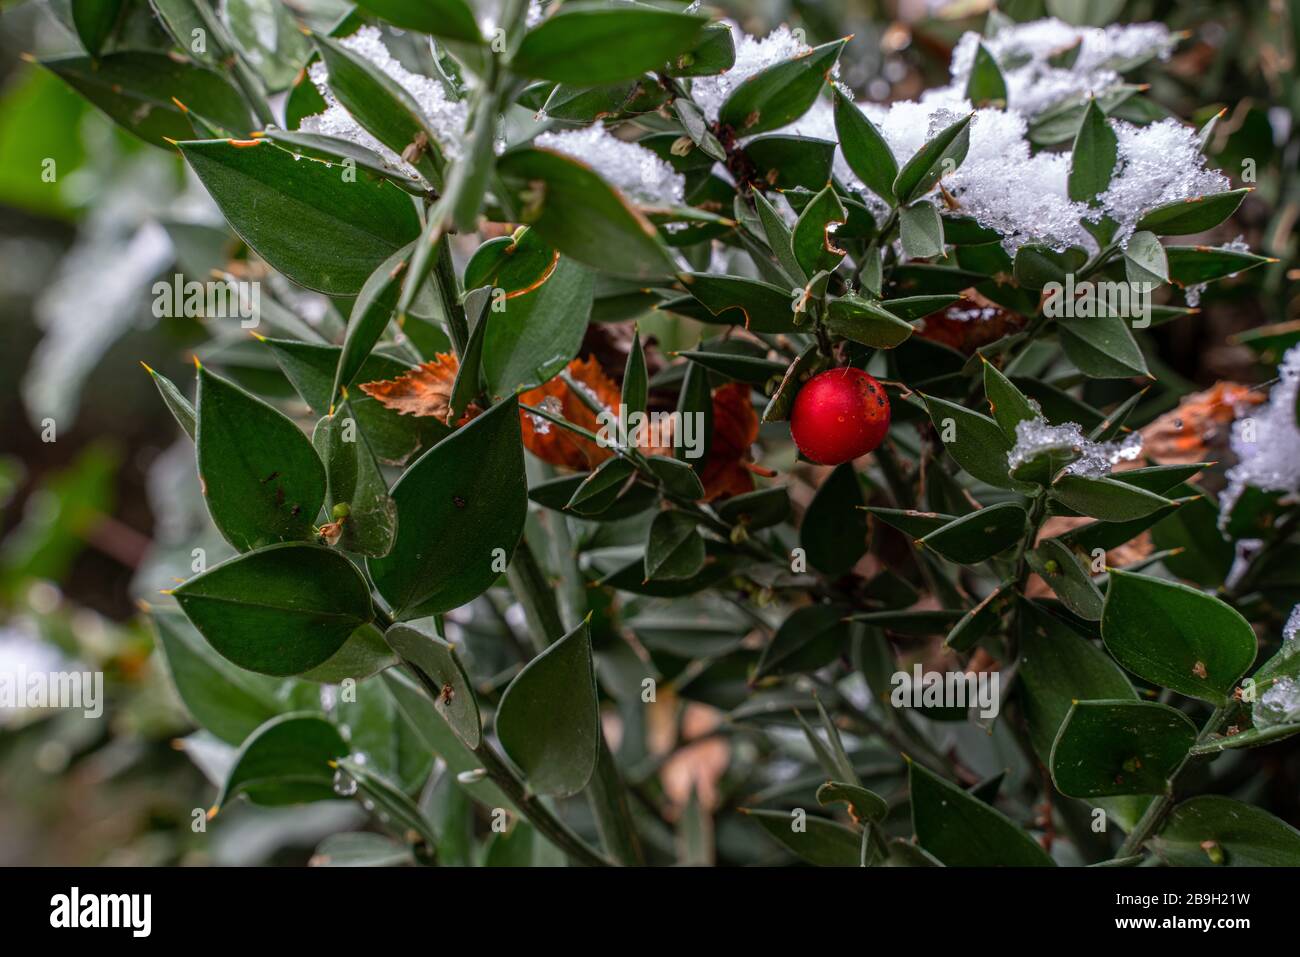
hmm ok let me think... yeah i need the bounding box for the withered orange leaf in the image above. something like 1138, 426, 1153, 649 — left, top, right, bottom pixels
519, 356, 622, 470
699, 381, 760, 502
915, 290, 1025, 355
1140, 381, 1263, 467
359, 353, 464, 425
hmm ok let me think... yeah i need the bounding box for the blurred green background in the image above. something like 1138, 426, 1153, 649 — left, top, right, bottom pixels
1, 0, 1296, 864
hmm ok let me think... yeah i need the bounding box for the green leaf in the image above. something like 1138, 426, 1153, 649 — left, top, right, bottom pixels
174, 543, 373, 676
965, 41, 1007, 107
718, 38, 847, 137
1050, 473, 1171, 522
800, 463, 867, 575
1151, 796, 1300, 866
511, 4, 706, 85
498, 147, 677, 280
351, 0, 482, 43
919, 503, 1026, 564
1026, 537, 1104, 620
484, 255, 595, 396
817, 782, 888, 823
337, 755, 438, 849
1068, 98, 1117, 203
71, 0, 124, 58
196, 365, 325, 551
755, 604, 850, 679
622, 328, 648, 418
750, 190, 805, 284
218, 713, 347, 808
910, 761, 1054, 866
945, 579, 1015, 652
1058, 314, 1150, 379
258, 127, 427, 194
645, 511, 706, 581
763, 344, 829, 422
981, 358, 1038, 441
143, 362, 196, 440
150, 610, 282, 746
681, 273, 797, 334
1123, 230, 1169, 286
826, 295, 914, 348
1135, 189, 1251, 236
312, 832, 414, 867
664, 19, 735, 77
864, 507, 955, 537
1019, 600, 1136, 759
716, 487, 790, 530
1166, 245, 1274, 285
645, 455, 705, 500
920, 393, 1015, 489
892, 113, 971, 205
675, 359, 712, 463
449, 287, 490, 420
382, 671, 513, 808
1102, 570, 1257, 704
1050, 700, 1197, 797
311, 404, 398, 558
178, 139, 421, 295
743, 808, 861, 866
1013, 244, 1087, 290
299, 622, 396, 684
497, 620, 600, 798
1046, 0, 1126, 27
333, 244, 409, 403
832, 88, 897, 204
566, 457, 637, 513
41, 53, 250, 147
313, 34, 445, 186
368, 396, 527, 619
677, 350, 787, 386
882, 294, 961, 320
223, 0, 311, 93
791, 185, 846, 276
899, 200, 945, 259
745, 135, 837, 193
384, 623, 481, 749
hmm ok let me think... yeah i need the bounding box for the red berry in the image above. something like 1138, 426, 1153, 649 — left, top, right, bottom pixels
789, 367, 891, 465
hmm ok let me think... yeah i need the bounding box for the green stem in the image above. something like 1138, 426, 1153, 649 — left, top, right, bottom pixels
1116, 704, 1228, 858
434, 232, 470, 357
472, 741, 614, 867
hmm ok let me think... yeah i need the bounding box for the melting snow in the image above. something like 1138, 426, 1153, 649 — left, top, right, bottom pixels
1006, 418, 1143, 477
535, 124, 685, 205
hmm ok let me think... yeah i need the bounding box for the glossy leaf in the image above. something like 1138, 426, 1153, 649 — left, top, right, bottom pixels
368, 396, 527, 619
832, 87, 897, 203
218, 713, 347, 807
498, 147, 677, 280
1050, 699, 1197, 797
893, 113, 971, 205
496, 620, 600, 798
718, 38, 847, 137
196, 365, 325, 551
351, 0, 481, 43
384, 623, 481, 748
178, 139, 421, 295
744, 808, 861, 866
311, 405, 398, 558
801, 463, 868, 575
910, 761, 1054, 866
42, 53, 250, 147
173, 543, 374, 676
921, 393, 1015, 489
1135, 189, 1251, 236
1102, 570, 1257, 704
645, 511, 706, 581
919, 503, 1026, 564
511, 5, 706, 85
1151, 796, 1300, 866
